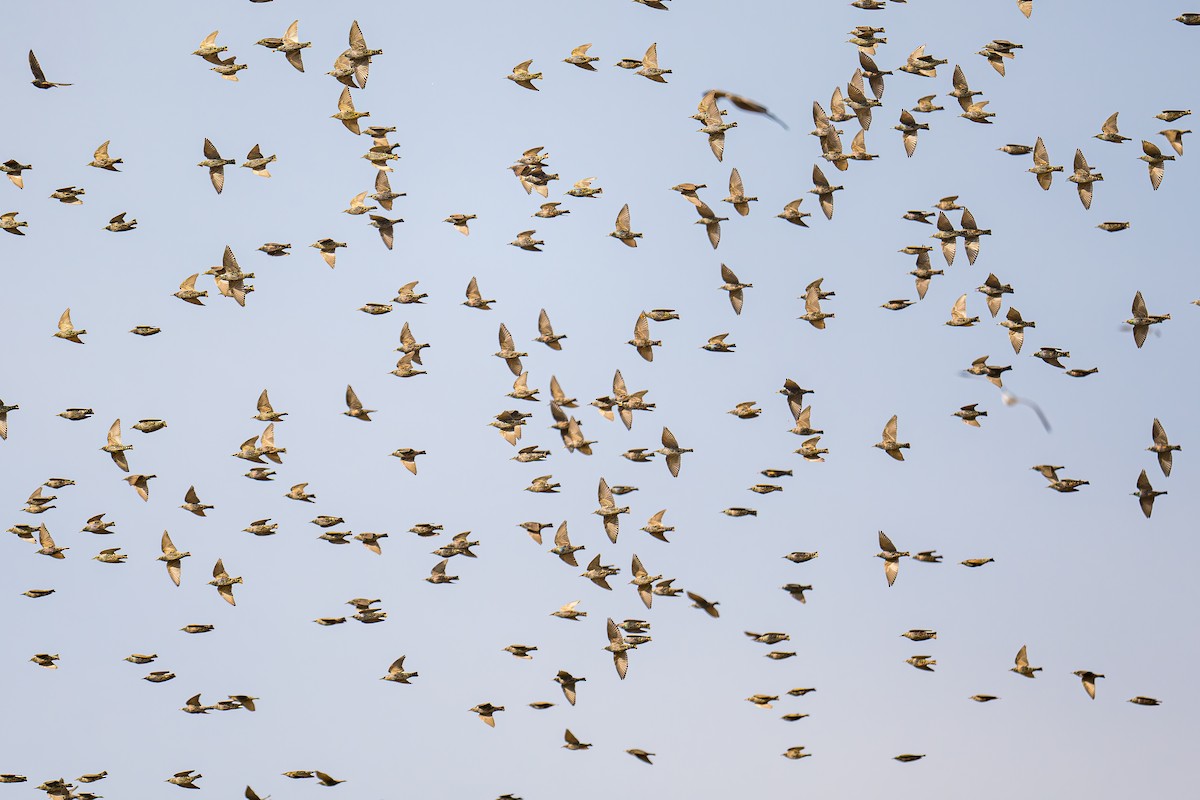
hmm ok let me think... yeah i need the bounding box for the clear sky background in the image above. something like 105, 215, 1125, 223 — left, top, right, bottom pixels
1, 0, 1196, 797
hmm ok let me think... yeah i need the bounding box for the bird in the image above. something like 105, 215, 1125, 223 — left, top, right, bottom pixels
629, 555, 661, 609
180, 486, 213, 517
1068, 150, 1103, 209
723, 168, 757, 216
208, 54, 247, 80
610, 204, 643, 246
719, 264, 751, 314
895, 110, 928, 157
626, 749, 655, 765
1074, 670, 1105, 700
369, 215, 402, 250
209, 559, 242, 606
1011, 645, 1042, 678
657, 427, 692, 477
949, 65, 982, 110
124, 473, 155, 502
1160, 129, 1190, 156
28, 50, 70, 88
51, 307, 86, 343
636, 42, 671, 82
198, 139, 234, 194
242, 145, 276, 177
604, 618, 635, 678
101, 212, 137, 233
563, 43, 599, 70
906, 655, 937, 672
341, 19, 383, 87
954, 404, 988, 427
553, 670, 586, 706
799, 283, 835, 330
87, 140, 123, 172
270, 20, 310, 72
426, 559, 458, 585
506, 60, 542, 90
966, 356, 1011, 388
874, 416, 910, 461
999, 390, 1051, 433
496, 324, 527, 375
1094, 112, 1131, 144
1126, 291, 1170, 348
563, 729, 593, 750
1139, 140, 1174, 190
1132, 470, 1166, 518
956, 208, 991, 264
809, 164, 842, 220
443, 213, 476, 236
192, 31, 227, 62
1000, 307, 1035, 354
166, 771, 202, 789
159, 531, 190, 587
343, 385, 375, 421
902, 630, 938, 642
977, 273, 1013, 317
36, 525, 68, 559
50, 185, 85, 204
332, 87, 369, 135
875, 531, 910, 587
687, 591, 720, 617
1148, 419, 1181, 477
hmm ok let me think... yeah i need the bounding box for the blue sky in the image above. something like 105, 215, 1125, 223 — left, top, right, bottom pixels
0, 1, 1195, 797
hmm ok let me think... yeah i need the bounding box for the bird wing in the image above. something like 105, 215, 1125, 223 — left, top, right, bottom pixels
598, 477, 614, 506
1132, 291, 1147, 317
28, 50, 46, 82
616, 203, 631, 232
1152, 418, 1167, 446
878, 530, 897, 551
661, 427, 679, 449
642, 42, 659, 68
349, 19, 366, 49
812, 164, 829, 189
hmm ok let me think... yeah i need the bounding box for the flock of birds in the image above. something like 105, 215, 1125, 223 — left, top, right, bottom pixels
0, 1, 1193, 798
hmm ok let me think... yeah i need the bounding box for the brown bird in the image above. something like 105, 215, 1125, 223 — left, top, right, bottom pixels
29, 50, 70, 89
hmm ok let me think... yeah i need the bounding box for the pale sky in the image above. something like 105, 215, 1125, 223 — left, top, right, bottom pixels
0, 1, 1195, 798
